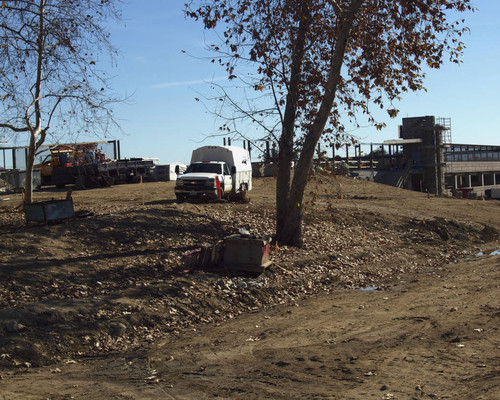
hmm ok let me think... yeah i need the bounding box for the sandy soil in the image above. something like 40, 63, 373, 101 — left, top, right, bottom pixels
0, 174, 499, 399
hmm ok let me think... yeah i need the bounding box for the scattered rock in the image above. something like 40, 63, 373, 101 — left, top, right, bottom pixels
5, 321, 26, 333
237, 281, 248, 289
110, 322, 127, 337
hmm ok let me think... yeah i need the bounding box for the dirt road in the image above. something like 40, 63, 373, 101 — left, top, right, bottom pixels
0, 176, 499, 399
1, 254, 498, 399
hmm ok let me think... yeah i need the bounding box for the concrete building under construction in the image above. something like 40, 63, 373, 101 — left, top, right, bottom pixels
379, 116, 500, 198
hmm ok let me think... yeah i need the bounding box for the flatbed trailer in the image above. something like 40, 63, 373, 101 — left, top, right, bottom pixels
49, 158, 157, 189
1, 140, 160, 190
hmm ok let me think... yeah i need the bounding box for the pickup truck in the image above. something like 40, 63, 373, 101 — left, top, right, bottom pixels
175, 145, 252, 202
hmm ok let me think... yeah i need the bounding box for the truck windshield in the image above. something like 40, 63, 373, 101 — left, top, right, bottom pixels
185, 163, 222, 174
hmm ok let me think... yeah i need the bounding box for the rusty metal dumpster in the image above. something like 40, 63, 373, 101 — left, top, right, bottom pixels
222, 234, 272, 273
25, 199, 75, 224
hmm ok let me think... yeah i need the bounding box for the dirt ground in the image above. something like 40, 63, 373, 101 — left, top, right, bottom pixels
0, 174, 499, 399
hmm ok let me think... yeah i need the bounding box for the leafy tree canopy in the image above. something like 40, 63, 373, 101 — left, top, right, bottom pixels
187, 0, 472, 142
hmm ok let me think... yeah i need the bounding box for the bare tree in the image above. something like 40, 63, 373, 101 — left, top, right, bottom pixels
0, 0, 122, 203
187, 0, 473, 246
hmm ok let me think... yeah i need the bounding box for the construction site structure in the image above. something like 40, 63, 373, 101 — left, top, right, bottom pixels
396, 115, 449, 195
0, 140, 180, 192
329, 116, 500, 198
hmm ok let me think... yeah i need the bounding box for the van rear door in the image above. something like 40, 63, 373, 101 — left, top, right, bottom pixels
223, 163, 233, 192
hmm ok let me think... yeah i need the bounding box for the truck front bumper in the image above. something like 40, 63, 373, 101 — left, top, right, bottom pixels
175, 186, 219, 200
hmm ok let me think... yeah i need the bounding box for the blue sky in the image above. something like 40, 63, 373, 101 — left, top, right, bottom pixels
107, 0, 498, 164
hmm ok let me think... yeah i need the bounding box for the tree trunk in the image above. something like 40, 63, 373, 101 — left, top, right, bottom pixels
276, 0, 365, 247
277, 136, 314, 247
24, 134, 37, 204
276, 131, 293, 241
275, 2, 311, 246
24, 0, 46, 204
278, 190, 304, 247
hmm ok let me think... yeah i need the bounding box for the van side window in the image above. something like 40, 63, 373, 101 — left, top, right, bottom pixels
224, 164, 231, 175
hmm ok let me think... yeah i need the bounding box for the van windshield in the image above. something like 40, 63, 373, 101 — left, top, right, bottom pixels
185, 163, 222, 174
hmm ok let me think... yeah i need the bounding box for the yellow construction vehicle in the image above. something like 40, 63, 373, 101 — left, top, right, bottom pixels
35, 145, 77, 187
